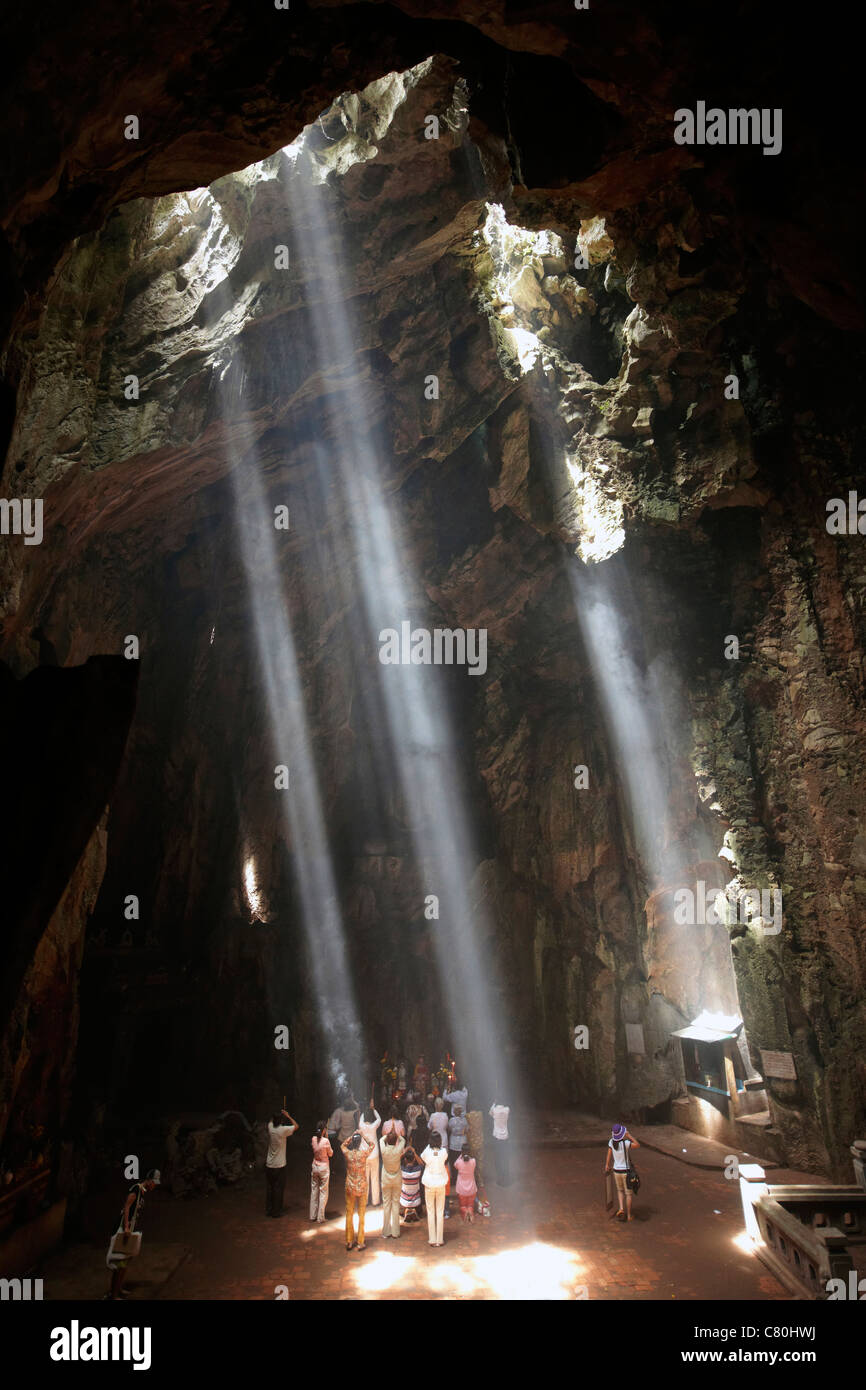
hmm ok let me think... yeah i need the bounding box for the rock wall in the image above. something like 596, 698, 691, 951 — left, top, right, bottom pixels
0, 654, 137, 1200
0, 816, 107, 1173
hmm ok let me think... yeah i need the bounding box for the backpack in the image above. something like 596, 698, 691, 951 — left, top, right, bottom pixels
622, 1140, 641, 1193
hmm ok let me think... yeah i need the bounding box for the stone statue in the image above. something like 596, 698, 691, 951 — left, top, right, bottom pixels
413, 1054, 430, 1096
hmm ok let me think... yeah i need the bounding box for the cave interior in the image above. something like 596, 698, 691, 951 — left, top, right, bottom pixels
1, 0, 864, 1298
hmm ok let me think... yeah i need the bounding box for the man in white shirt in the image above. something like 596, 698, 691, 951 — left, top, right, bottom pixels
358, 1103, 382, 1205
489, 1101, 510, 1186
266, 1107, 298, 1216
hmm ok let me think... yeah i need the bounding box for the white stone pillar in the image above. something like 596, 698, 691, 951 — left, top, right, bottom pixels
739, 1162, 767, 1243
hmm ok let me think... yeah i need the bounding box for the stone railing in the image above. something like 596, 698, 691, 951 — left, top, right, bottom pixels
739, 1141, 866, 1299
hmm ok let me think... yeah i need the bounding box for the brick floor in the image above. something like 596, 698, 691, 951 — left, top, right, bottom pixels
51, 1141, 805, 1301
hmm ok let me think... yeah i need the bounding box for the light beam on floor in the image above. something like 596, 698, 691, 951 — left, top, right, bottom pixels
346, 1239, 586, 1299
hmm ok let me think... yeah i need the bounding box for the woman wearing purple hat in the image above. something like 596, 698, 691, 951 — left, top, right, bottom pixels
604, 1123, 640, 1221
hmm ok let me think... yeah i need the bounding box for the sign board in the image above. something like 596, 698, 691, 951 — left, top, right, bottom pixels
761, 1049, 797, 1080
625, 1023, 645, 1055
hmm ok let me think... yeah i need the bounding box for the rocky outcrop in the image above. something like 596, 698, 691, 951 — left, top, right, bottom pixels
0, 816, 108, 1178
164, 1111, 258, 1197
0, 657, 138, 1033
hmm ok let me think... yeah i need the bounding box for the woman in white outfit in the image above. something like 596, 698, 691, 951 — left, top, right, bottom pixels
428, 1098, 449, 1149
489, 1099, 511, 1186
420, 1132, 449, 1247
358, 1101, 382, 1206
310, 1120, 333, 1222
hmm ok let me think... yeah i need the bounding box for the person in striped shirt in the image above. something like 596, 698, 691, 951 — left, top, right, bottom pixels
399, 1144, 424, 1223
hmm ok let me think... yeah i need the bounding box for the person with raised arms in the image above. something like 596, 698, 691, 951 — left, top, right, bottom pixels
379, 1126, 406, 1238
419, 1132, 450, 1247
342, 1130, 373, 1251
310, 1120, 333, 1223
266, 1106, 298, 1217
358, 1094, 382, 1206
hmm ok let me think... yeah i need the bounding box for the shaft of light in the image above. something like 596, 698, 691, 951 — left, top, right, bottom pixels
284, 145, 511, 1103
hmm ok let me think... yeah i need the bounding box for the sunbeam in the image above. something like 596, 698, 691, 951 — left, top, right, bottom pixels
275, 116, 512, 1101
217, 320, 364, 1090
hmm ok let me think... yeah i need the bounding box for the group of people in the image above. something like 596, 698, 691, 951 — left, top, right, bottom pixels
103, 1114, 638, 1296
264, 1077, 512, 1252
